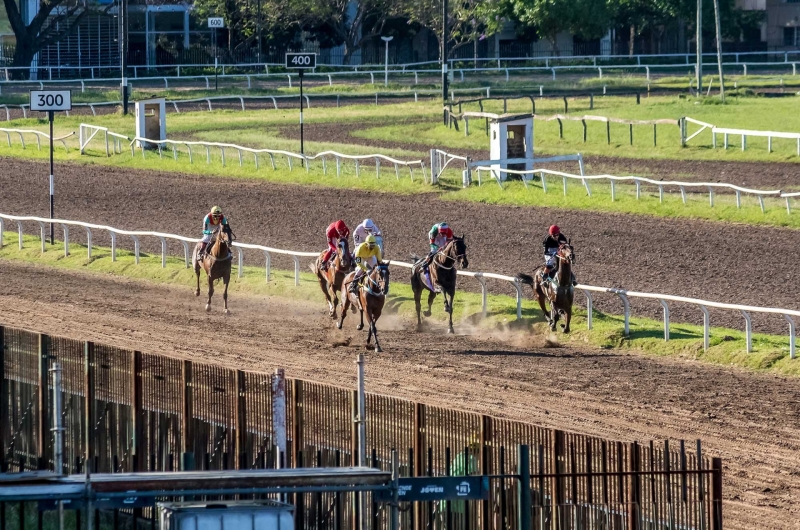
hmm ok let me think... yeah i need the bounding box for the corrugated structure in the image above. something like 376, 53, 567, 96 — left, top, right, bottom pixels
0, 325, 723, 530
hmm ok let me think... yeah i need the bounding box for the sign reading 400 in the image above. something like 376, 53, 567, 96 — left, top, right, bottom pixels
285, 52, 317, 69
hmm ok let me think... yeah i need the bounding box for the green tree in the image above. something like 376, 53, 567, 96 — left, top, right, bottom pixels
1, 0, 110, 76
400, 0, 492, 59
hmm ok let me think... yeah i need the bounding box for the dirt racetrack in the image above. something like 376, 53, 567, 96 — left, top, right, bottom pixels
1, 157, 799, 334
1, 260, 799, 529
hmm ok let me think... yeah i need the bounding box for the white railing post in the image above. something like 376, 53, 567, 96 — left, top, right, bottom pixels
132, 235, 140, 264
85, 227, 92, 259
265, 251, 271, 282
659, 299, 670, 341
514, 278, 523, 320
61, 225, 69, 257
785, 315, 796, 359
111, 232, 117, 261
38, 221, 46, 252
238, 247, 244, 278
159, 237, 167, 268
476, 274, 488, 317
17, 221, 23, 249
293, 256, 301, 286
616, 291, 630, 336
582, 290, 593, 330
700, 305, 710, 352
181, 241, 190, 268
742, 310, 752, 353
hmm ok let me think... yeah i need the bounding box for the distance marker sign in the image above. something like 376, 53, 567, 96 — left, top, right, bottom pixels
30, 90, 72, 112
285, 52, 316, 69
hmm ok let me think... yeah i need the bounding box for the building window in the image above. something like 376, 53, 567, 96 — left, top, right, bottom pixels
785, 27, 798, 47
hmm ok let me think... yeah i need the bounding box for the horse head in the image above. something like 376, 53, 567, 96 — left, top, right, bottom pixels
211, 227, 231, 257
450, 235, 469, 269
338, 238, 351, 268
374, 262, 390, 295
558, 242, 575, 265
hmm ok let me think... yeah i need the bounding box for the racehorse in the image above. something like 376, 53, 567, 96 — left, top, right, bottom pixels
517, 242, 575, 333
337, 263, 390, 352
193, 226, 233, 314
410, 236, 468, 334
312, 238, 352, 318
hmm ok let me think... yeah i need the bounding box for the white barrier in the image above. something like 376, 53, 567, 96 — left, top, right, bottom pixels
127, 135, 427, 182
683, 117, 800, 156
0, 128, 73, 151
1, 212, 797, 358
79, 124, 130, 156
470, 166, 790, 213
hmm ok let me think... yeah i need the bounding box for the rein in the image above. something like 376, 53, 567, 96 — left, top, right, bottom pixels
433, 243, 464, 271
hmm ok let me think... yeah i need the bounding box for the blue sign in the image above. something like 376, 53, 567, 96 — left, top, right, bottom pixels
375, 476, 489, 502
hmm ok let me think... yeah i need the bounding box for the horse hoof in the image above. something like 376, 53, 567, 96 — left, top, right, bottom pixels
357, 324, 364, 331
375, 346, 383, 353
448, 327, 454, 334
416, 324, 423, 332
195, 290, 200, 297
205, 304, 211, 312
423, 311, 432, 317
224, 309, 230, 316
336, 321, 343, 330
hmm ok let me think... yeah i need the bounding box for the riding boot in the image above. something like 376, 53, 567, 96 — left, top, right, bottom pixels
320, 260, 328, 272
199, 243, 207, 259
349, 278, 360, 295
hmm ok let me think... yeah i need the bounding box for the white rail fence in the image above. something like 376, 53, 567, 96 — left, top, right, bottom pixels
683, 117, 800, 156
0, 127, 73, 151
0, 213, 796, 358
127, 135, 427, 182
469, 166, 798, 213
79, 124, 130, 156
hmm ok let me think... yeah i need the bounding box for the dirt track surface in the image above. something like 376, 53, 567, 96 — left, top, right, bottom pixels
283, 122, 800, 191
1, 261, 799, 529
2, 157, 799, 334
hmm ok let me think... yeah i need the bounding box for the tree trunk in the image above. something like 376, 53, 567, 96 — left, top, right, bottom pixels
342, 41, 354, 65
628, 25, 635, 56
11, 37, 37, 79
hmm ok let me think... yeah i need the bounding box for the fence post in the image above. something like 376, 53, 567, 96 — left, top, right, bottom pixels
414, 402, 425, 530
627, 442, 640, 530
0, 326, 6, 472
551, 430, 565, 529
37, 333, 50, 471
181, 360, 194, 470
518, 444, 531, 530
235, 370, 247, 469
292, 379, 303, 468
711, 458, 723, 530
83, 341, 95, 473
131, 351, 143, 472
481, 415, 491, 530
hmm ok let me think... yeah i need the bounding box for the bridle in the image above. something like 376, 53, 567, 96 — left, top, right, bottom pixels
433, 239, 466, 270
555, 243, 574, 264
206, 228, 232, 262
363, 265, 390, 296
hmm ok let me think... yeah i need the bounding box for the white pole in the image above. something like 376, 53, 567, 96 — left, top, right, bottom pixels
697, 0, 703, 93
51, 362, 65, 529
712, 0, 725, 101
381, 37, 394, 87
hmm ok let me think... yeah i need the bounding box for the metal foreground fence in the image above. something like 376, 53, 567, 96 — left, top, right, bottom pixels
0, 325, 723, 530
1, 213, 798, 358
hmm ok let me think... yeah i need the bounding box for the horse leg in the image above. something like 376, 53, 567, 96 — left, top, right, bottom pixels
424, 291, 436, 318
318, 273, 335, 318
371, 321, 382, 353
562, 308, 572, 333
549, 307, 559, 331
535, 286, 551, 323
336, 290, 349, 330
357, 303, 364, 331
194, 261, 201, 297
412, 278, 423, 331
446, 291, 455, 334
205, 275, 214, 312
222, 275, 230, 315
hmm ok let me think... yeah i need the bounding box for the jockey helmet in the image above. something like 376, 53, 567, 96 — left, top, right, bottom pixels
211, 206, 222, 216
363, 218, 375, 232
439, 225, 453, 239
365, 234, 377, 248
334, 220, 348, 235
549, 225, 560, 236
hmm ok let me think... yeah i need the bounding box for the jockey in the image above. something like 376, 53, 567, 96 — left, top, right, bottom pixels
200, 206, 229, 257
353, 218, 383, 253
350, 235, 383, 294
321, 220, 350, 271
422, 222, 453, 267
541, 225, 577, 285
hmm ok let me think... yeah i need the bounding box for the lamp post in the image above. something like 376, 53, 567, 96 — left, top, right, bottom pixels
381, 36, 393, 87
441, 0, 448, 102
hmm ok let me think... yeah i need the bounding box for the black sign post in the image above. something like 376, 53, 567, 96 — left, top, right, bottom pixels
30, 90, 72, 245
285, 53, 317, 156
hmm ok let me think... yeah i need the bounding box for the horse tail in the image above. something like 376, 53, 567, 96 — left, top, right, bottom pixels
309, 262, 318, 274
516, 273, 536, 286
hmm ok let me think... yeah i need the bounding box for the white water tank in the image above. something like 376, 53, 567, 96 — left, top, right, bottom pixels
158, 501, 294, 530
